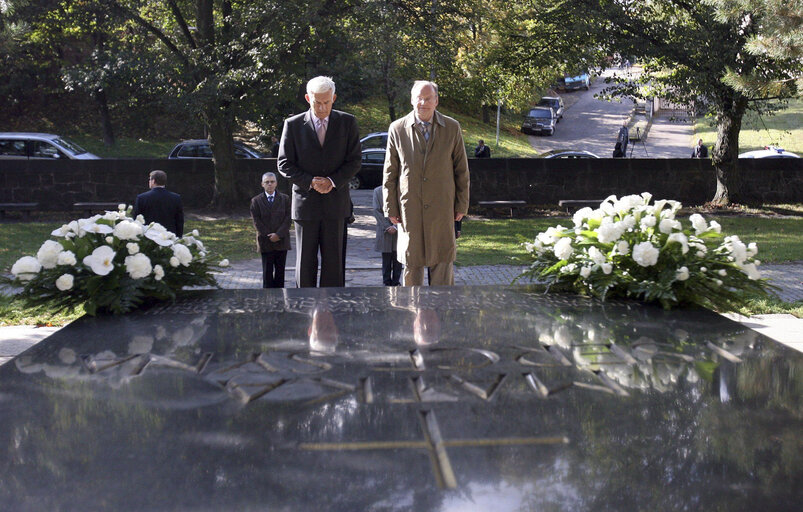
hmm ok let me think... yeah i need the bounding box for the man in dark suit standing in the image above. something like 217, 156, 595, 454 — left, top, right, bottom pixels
133, 169, 184, 236
250, 172, 291, 288
278, 76, 361, 287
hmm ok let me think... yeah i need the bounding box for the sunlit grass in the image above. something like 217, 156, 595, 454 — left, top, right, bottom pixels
694, 97, 803, 153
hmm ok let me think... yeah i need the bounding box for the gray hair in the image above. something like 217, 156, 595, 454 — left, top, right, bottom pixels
307, 76, 336, 95
261, 172, 277, 181
411, 80, 438, 98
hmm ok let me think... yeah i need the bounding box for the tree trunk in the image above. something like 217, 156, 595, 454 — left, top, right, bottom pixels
94, 88, 115, 146
481, 104, 491, 124
711, 95, 747, 205
205, 105, 241, 210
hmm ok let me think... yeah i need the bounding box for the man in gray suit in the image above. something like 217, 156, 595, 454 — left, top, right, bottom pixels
250, 172, 291, 288
372, 185, 402, 286
278, 76, 361, 287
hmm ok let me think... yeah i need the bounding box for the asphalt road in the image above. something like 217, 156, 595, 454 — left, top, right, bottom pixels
527, 68, 639, 158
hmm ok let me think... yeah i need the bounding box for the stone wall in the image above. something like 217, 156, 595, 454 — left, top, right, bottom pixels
1, 157, 800, 211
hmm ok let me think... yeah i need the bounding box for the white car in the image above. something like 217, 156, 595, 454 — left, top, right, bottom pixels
738, 146, 799, 158
0, 132, 100, 159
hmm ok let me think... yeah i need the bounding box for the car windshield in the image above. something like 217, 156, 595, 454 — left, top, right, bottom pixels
53, 137, 88, 155
528, 109, 551, 118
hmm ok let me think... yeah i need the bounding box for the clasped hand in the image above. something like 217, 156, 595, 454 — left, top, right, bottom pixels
311, 177, 333, 194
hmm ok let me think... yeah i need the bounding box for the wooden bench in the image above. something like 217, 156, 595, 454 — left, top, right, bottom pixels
558, 199, 604, 213
0, 202, 39, 220
73, 202, 121, 216
477, 200, 527, 218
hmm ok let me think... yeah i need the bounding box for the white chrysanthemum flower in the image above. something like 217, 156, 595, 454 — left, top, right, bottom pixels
700, 266, 707, 273
126, 242, 139, 255
616, 240, 630, 255
597, 219, 625, 243
580, 266, 592, 278
601, 263, 612, 274
747, 242, 758, 257
103, 211, 119, 221
172, 244, 192, 266
667, 232, 689, 254
219, 259, 230, 267
51, 224, 72, 237
55, 273, 74, 291
36, 240, 63, 269
144, 224, 176, 246
621, 215, 636, 230
689, 214, 708, 234
714, 279, 723, 286
676, 266, 689, 281
11, 256, 42, 281
82, 246, 116, 276
118, 203, 127, 211
725, 235, 748, 264
554, 237, 573, 260
105, 236, 114, 244
57, 250, 77, 266
113, 220, 143, 241
572, 207, 594, 227
632, 241, 660, 267
709, 220, 721, 233
136, 214, 145, 224
588, 246, 607, 265
153, 264, 165, 281
739, 262, 761, 280
192, 229, 200, 237
640, 215, 656, 229
659, 218, 681, 234
79, 218, 114, 235
194, 240, 205, 251
125, 253, 152, 279
170, 256, 180, 267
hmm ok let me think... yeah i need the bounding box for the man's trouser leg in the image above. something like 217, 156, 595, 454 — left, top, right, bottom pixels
403, 266, 425, 286
428, 262, 454, 286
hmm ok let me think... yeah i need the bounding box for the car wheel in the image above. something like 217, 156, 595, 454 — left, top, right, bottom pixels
348, 175, 362, 190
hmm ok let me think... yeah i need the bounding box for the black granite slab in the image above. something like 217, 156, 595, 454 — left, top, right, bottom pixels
0, 286, 801, 511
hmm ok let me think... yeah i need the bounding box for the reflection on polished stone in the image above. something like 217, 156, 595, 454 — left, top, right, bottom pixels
0, 286, 801, 511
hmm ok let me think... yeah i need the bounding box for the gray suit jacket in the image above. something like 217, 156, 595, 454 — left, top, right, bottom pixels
277, 109, 361, 220
372, 186, 397, 253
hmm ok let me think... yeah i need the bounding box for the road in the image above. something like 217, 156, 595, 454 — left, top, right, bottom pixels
526, 69, 638, 158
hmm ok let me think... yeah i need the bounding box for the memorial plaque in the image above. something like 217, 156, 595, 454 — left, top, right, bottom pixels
0, 286, 800, 511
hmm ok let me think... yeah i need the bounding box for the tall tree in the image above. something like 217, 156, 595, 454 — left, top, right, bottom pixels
580, 0, 798, 205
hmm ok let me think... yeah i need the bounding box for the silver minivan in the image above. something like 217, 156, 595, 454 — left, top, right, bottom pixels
0, 132, 100, 159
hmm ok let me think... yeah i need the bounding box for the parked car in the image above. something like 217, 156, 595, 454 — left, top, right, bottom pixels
738, 146, 800, 158
521, 107, 557, 136
558, 73, 590, 91
360, 132, 388, 150
0, 132, 99, 159
167, 139, 266, 159
536, 96, 564, 121
538, 149, 599, 159
349, 148, 386, 189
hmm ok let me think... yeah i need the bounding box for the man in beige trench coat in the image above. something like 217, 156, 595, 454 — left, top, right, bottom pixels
383, 80, 470, 286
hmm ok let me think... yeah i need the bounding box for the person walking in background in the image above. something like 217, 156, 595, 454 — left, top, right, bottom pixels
250, 172, 291, 288
383, 80, 470, 286
133, 169, 184, 236
474, 139, 491, 158
617, 121, 630, 157
278, 76, 361, 287
372, 185, 402, 286
692, 138, 709, 158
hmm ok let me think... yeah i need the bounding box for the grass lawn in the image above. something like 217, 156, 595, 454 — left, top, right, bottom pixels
694, 97, 803, 153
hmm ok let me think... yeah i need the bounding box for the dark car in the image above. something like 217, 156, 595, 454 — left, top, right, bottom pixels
521, 107, 557, 136
360, 132, 388, 150
0, 132, 99, 160
536, 97, 564, 121
538, 149, 599, 159
349, 148, 386, 189
168, 139, 266, 159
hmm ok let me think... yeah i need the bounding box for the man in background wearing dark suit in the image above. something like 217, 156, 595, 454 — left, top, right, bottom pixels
133, 169, 184, 236
250, 172, 291, 288
278, 76, 361, 287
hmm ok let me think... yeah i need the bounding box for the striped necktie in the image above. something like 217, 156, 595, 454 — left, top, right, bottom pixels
420, 121, 431, 141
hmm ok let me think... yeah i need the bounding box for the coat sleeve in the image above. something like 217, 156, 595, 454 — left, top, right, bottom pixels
174, 195, 184, 237
277, 118, 314, 189
451, 127, 470, 216
250, 197, 268, 236
383, 126, 401, 218
372, 187, 391, 230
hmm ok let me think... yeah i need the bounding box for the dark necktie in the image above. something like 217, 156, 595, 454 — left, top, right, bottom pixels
268, 195, 273, 203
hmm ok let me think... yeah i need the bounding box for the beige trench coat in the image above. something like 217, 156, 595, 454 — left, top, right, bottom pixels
382, 110, 470, 267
